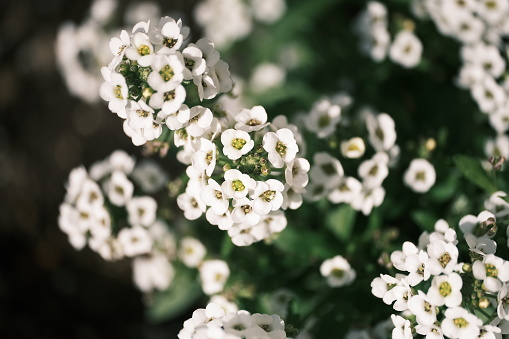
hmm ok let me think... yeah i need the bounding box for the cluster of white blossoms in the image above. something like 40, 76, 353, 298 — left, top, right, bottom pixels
100, 16, 233, 146
354, 2, 423, 68
413, 0, 509, 159
58, 150, 177, 292
56, 0, 163, 103
372, 207, 509, 339
320, 255, 356, 288
305, 99, 401, 215
178, 303, 288, 339
176, 105, 308, 246
194, 0, 286, 49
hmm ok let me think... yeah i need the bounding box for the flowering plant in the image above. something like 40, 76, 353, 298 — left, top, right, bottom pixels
54, 0, 509, 337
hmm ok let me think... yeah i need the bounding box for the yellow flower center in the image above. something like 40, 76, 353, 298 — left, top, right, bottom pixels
114, 85, 123, 99
453, 317, 469, 328
232, 180, 245, 192
232, 138, 247, 150
138, 44, 151, 56
159, 65, 174, 82
439, 281, 452, 297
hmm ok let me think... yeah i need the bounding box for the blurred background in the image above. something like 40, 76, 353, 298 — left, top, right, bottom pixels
0, 0, 200, 337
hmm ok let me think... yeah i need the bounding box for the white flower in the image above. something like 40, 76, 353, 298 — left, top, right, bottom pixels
358, 153, 389, 189
389, 30, 422, 68
263, 128, 299, 168
471, 77, 506, 114
231, 198, 260, 226
199, 259, 230, 295
498, 284, 509, 320
351, 185, 385, 215
99, 70, 128, 118
201, 179, 230, 215
234, 106, 269, 132
404, 250, 431, 286
320, 255, 356, 287
150, 83, 187, 116
407, 291, 437, 326
252, 179, 284, 215
305, 99, 341, 139
472, 254, 509, 292
366, 112, 397, 152
124, 32, 154, 66
341, 137, 366, 159
391, 241, 419, 271
206, 209, 234, 230
108, 30, 130, 68
179, 237, 206, 268
459, 210, 497, 237
309, 152, 344, 187
132, 254, 174, 292
177, 189, 206, 220
106, 171, 134, 206
192, 138, 217, 177
127, 196, 157, 227
117, 226, 152, 257
485, 191, 509, 218
328, 176, 362, 204
147, 54, 185, 91
127, 100, 155, 130
228, 224, 258, 247
371, 274, 401, 303
131, 159, 168, 194
391, 314, 412, 339
250, 210, 287, 242
403, 158, 436, 193
186, 106, 214, 138
221, 129, 255, 160
221, 169, 256, 200
164, 104, 191, 130
485, 134, 509, 159
284, 157, 310, 188
427, 273, 463, 307
149, 17, 185, 54
181, 44, 207, 81
427, 239, 458, 275
250, 62, 286, 93
441, 307, 482, 339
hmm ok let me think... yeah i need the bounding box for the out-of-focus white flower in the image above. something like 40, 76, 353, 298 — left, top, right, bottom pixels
320, 255, 356, 287
199, 259, 230, 295
403, 158, 436, 193
133, 253, 174, 292
179, 237, 207, 268
250, 63, 286, 93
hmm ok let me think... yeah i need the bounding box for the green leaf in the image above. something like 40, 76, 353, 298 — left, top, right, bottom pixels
325, 204, 356, 241
411, 210, 437, 232
274, 227, 337, 260
146, 266, 201, 323
453, 155, 497, 193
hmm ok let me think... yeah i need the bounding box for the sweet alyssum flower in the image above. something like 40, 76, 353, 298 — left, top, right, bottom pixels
320, 255, 356, 287
403, 158, 436, 193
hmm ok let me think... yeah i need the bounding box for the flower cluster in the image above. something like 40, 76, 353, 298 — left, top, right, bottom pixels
178, 303, 288, 339
304, 99, 404, 215
56, 0, 163, 103
355, 2, 423, 68
372, 207, 509, 339
100, 16, 233, 146
58, 150, 176, 292
177, 105, 309, 246
414, 0, 509, 159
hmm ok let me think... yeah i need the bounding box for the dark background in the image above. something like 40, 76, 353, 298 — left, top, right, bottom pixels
0, 0, 199, 337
